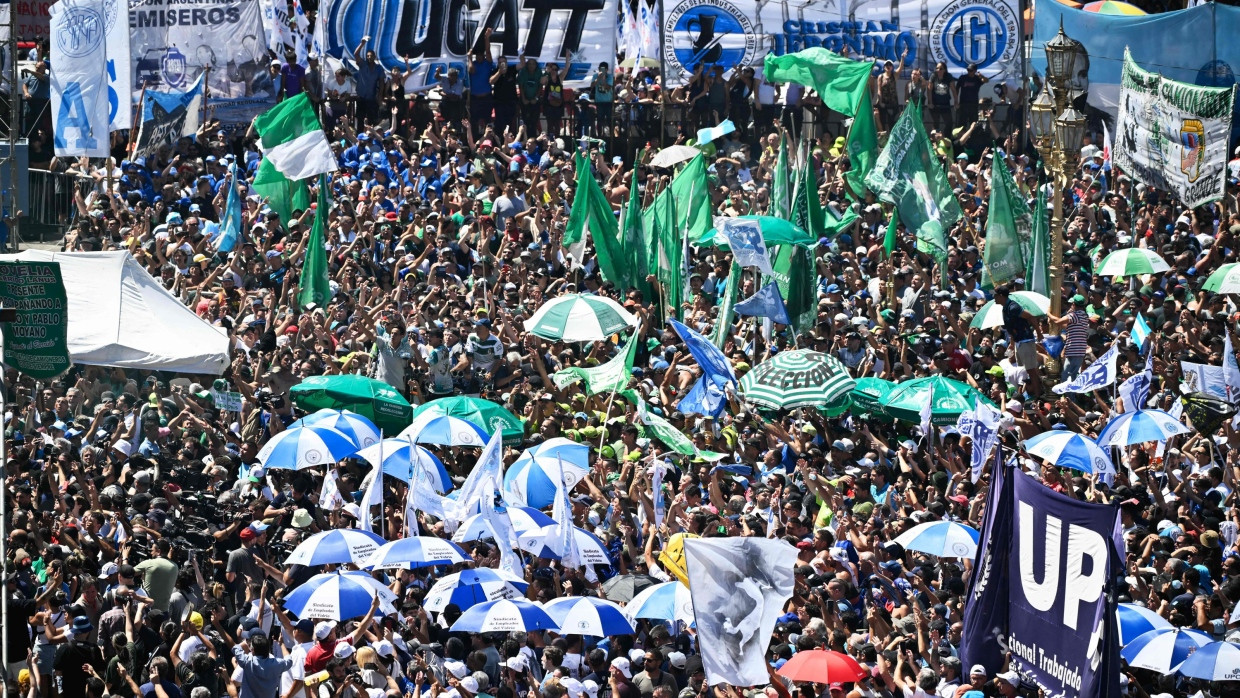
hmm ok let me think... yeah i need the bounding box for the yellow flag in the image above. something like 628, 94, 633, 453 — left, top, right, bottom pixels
657, 533, 699, 587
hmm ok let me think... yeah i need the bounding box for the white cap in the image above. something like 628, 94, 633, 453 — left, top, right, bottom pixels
373, 639, 395, 657
610, 657, 632, 679
113, 441, 133, 457
997, 671, 1019, 687
460, 677, 479, 694
667, 652, 687, 669
969, 664, 987, 677
445, 660, 469, 679
561, 678, 584, 698
505, 656, 528, 672
98, 562, 119, 578
334, 643, 355, 659
628, 648, 645, 662
314, 621, 337, 640
582, 680, 600, 698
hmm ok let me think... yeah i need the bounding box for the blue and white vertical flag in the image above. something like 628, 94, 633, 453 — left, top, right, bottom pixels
733, 282, 791, 325
1224, 330, 1240, 404
920, 394, 934, 443
319, 467, 342, 511
957, 401, 1001, 483
696, 119, 736, 145
447, 431, 505, 531
651, 460, 668, 530
1132, 313, 1152, 350
105, 0, 132, 131
1118, 353, 1154, 413
1053, 343, 1120, 394
216, 163, 243, 252
551, 455, 585, 573
291, 0, 311, 66
717, 217, 774, 276
50, 0, 111, 157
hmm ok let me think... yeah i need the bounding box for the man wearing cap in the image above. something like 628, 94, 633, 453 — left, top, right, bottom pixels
304, 595, 380, 673
609, 658, 639, 698
133, 538, 179, 612
226, 523, 283, 605
1048, 294, 1090, 380
54, 616, 104, 697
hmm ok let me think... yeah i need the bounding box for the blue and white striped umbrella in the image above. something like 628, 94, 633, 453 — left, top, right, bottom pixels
893, 521, 980, 558
1023, 431, 1115, 475
296, 409, 381, 450
449, 599, 557, 633
544, 597, 636, 636
398, 413, 490, 447
1177, 641, 1240, 680
451, 506, 555, 543
517, 524, 613, 566
624, 581, 695, 624
1117, 603, 1173, 646
362, 536, 472, 570
423, 569, 530, 613
503, 447, 590, 508
1097, 409, 1194, 448
282, 571, 398, 620
257, 425, 359, 470
1121, 627, 1213, 672
284, 528, 387, 567
353, 438, 453, 493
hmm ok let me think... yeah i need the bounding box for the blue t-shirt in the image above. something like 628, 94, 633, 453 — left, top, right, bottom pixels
470, 59, 495, 95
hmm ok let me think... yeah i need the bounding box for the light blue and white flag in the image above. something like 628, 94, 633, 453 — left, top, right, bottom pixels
957, 401, 1002, 483
670, 319, 737, 418
717, 218, 774, 276
105, 0, 132, 131
1118, 353, 1154, 413
216, 162, 243, 252
1053, 342, 1120, 394
733, 282, 791, 325
50, 0, 111, 157
1225, 330, 1240, 404
696, 119, 736, 145
1132, 312, 1152, 350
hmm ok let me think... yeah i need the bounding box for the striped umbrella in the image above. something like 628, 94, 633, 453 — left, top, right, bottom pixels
451, 506, 555, 543
1023, 431, 1114, 475
1177, 641, 1240, 680
283, 528, 387, 567
1121, 628, 1213, 672
504, 441, 591, 508
257, 425, 359, 470
624, 581, 695, 624
544, 597, 636, 636
740, 350, 856, 409
517, 525, 613, 566
1117, 603, 1173, 646
1082, 0, 1146, 14
353, 437, 453, 493
398, 413, 490, 447
295, 409, 381, 450
969, 291, 1050, 330
524, 294, 639, 342
893, 521, 980, 558
450, 599, 557, 633
1095, 248, 1170, 276
362, 536, 472, 570
424, 569, 529, 613
1097, 409, 1194, 447
1202, 263, 1240, 293
281, 571, 398, 620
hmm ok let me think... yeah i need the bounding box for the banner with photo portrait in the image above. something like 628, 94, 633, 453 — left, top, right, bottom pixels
1115, 49, 1236, 208
128, 0, 273, 126
659, 0, 1022, 86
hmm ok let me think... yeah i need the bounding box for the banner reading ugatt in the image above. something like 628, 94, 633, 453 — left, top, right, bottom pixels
966, 465, 1124, 698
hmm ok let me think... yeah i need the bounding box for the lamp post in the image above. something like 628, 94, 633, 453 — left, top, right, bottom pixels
1032, 20, 1087, 316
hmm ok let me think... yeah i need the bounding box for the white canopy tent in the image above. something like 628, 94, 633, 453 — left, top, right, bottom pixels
0, 251, 230, 375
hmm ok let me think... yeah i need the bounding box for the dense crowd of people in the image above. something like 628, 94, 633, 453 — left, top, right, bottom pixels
6, 28, 1240, 698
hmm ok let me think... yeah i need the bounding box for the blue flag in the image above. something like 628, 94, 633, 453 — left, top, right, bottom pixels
217, 162, 243, 253
1052, 343, 1119, 395
669, 319, 736, 418
733, 282, 791, 325
1132, 313, 1151, 350
717, 218, 774, 276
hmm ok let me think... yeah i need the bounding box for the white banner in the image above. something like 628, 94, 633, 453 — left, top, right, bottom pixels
685, 538, 797, 687
318, 0, 617, 88
1181, 361, 1228, 401
50, 0, 110, 157
1115, 48, 1236, 208
660, 0, 1021, 85
129, 0, 273, 125
106, 0, 132, 130
259, 0, 293, 56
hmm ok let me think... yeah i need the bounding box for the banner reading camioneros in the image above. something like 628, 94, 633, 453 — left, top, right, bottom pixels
0, 262, 70, 379
1115, 48, 1235, 208
660, 0, 1021, 85
963, 463, 1123, 698
129, 0, 272, 126
317, 0, 617, 88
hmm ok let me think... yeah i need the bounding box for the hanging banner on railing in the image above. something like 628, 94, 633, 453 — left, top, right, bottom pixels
659, 0, 1021, 85
317, 0, 617, 88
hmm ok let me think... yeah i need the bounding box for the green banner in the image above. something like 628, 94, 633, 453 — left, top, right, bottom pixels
0, 262, 70, 378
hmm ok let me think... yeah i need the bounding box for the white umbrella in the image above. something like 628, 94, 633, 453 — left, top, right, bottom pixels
524, 294, 639, 342
449, 599, 557, 633
362, 536, 472, 570
624, 581, 694, 624
518, 525, 612, 565
649, 145, 701, 168
423, 569, 530, 613
257, 425, 358, 470
283, 529, 387, 567
1095, 248, 1170, 276
281, 571, 398, 620
295, 409, 382, 450
544, 597, 636, 636
893, 521, 980, 558
451, 506, 555, 543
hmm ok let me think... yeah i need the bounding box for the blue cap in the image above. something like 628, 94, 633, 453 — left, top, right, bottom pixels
358, 133, 370, 141
167, 212, 183, 223
51, 420, 67, 431
826, 284, 840, 293
474, 318, 491, 327
651, 359, 670, 371
419, 158, 435, 167
205, 155, 217, 162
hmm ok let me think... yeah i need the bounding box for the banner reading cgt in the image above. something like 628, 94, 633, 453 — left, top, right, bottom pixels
0, 262, 70, 379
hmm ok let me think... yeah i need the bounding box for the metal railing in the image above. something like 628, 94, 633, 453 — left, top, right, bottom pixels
26, 169, 92, 242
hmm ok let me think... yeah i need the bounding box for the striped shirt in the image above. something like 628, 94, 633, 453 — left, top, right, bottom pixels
1062, 310, 1090, 357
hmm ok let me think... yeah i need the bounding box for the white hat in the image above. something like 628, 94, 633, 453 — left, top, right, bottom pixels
505, 656, 528, 672
113, 441, 133, 457
667, 651, 687, 669
334, 644, 355, 659
610, 657, 632, 679
445, 660, 469, 679
98, 562, 119, 578
997, 671, 1020, 688
373, 639, 395, 657
314, 621, 337, 640
561, 678, 585, 698
628, 648, 645, 662
582, 680, 600, 698
969, 664, 987, 677
460, 677, 480, 694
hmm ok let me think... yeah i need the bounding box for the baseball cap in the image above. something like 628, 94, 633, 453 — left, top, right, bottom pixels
314, 620, 337, 640
611, 657, 632, 678
969, 665, 987, 677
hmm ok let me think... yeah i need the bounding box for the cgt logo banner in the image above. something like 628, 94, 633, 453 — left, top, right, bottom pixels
50, 0, 111, 157
318, 0, 618, 88
661, 0, 1020, 86
963, 462, 1123, 698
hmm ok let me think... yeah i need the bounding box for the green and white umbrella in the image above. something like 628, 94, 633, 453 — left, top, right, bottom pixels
969, 291, 1051, 330
740, 350, 856, 410
879, 376, 995, 426
525, 294, 639, 342
1202, 263, 1240, 293
1095, 248, 1170, 276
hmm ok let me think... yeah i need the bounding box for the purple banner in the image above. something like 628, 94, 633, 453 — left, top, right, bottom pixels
962, 462, 1123, 698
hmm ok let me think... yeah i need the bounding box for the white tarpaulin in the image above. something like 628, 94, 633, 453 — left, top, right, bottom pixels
684, 538, 797, 687
0, 251, 230, 374
1115, 48, 1236, 208
660, 0, 1021, 85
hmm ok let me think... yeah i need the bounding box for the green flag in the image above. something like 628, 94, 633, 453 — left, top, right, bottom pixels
712, 260, 742, 349
565, 153, 628, 287
864, 102, 961, 268
773, 244, 816, 335
252, 159, 305, 222
982, 156, 1031, 287
845, 91, 879, 198
252, 93, 337, 180
771, 133, 792, 220
299, 175, 331, 307
1028, 185, 1051, 297
670, 154, 712, 242
884, 208, 899, 257
619, 390, 703, 457
790, 148, 824, 239
654, 189, 685, 321
552, 331, 638, 395
622, 160, 653, 300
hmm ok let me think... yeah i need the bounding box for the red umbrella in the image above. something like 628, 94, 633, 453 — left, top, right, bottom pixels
776, 650, 867, 684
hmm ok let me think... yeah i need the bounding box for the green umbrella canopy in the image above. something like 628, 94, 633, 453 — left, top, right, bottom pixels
878, 376, 996, 426
290, 375, 412, 434
740, 350, 856, 410
411, 396, 525, 444
697, 216, 817, 248
850, 377, 895, 416
1094, 248, 1170, 276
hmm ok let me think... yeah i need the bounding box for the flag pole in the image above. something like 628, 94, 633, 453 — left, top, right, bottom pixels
599, 390, 618, 450
656, 0, 667, 146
